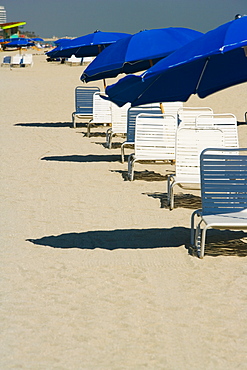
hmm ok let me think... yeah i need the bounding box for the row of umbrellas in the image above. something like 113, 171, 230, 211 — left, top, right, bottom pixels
46, 15, 247, 106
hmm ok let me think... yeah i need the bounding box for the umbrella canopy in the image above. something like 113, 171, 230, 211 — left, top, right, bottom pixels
31, 37, 44, 42
5, 38, 35, 48
105, 16, 247, 107
54, 38, 72, 46
81, 27, 203, 82
46, 30, 130, 59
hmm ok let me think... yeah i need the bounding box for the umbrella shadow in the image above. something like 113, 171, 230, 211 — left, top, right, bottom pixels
15, 122, 73, 128
41, 154, 121, 163
27, 227, 190, 250
26, 227, 247, 257
144, 192, 202, 209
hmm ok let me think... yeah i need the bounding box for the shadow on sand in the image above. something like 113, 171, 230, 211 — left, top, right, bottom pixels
15, 122, 73, 128
144, 192, 202, 209
41, 154, 121, 163
27, 227, 247, 257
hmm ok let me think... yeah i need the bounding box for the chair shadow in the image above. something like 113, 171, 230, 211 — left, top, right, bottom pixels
190, 230, 247, 257
15, 122, 73, 128
111, 170, 169, 182
237, 121, 246, 126
26, 227, 247, 257
41, 154, 121, 163
144, 192, 202, 209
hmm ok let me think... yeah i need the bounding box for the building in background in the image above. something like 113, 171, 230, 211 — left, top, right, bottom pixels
0, 6, 6, 24
0, 21, 26, 39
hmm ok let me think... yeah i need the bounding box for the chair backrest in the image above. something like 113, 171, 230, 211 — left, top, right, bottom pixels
2, 55, 11, 65
161, 101, 183, 119
175, 126, 225, 184
67, 54, 82, 64
126, 104, 162, 142
111, 102, 131, 134
22, 54, 33, 66
11, 54, 22, 65
92, 92, 112, 124
82, 56, 94, 64
196, 113, 239, 148
75, 86, 100, 115
178, 106, 213, 126
200, 148, 247, 215
134, 113, 177, 160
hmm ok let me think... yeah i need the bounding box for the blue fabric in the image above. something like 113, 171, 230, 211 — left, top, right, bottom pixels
46, 31, 130, 58
5, 39, 35, 47
81, 28, 202, 82
105, 16, 247, 106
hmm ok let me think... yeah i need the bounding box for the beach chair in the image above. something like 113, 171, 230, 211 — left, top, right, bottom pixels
121, 104, 162, 163
1, 55, 11, 67
72, 86, 100, 128
86, 92, 112, 137
10, 54, 22, 67
167, 126, 225, 210
21, 54, 33, 67
82, 56, 94, 65
178, 106, 213, 126
66, 54, 82, 66
106, 102, 131, 149
128, 113, 177, 181
191, 147, 247, 258
196, 113, 239, 148
121, 102, 183, 163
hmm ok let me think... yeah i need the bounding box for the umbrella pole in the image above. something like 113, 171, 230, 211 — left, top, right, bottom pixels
160, 103, 165, 114
103, 79, 107, 89
149, 60, 165, 114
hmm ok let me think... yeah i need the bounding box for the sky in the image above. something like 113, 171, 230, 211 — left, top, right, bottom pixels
1, 0, 246, 38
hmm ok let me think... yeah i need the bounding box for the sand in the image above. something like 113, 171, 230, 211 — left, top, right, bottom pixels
1, 50, 247, 369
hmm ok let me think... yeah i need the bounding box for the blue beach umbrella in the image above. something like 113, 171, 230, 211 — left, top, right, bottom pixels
54, 38, 72, 46
81, 28, 203, 83
5, 38, 35, 48
105, 16, 247, 107
46, 30, 130, 59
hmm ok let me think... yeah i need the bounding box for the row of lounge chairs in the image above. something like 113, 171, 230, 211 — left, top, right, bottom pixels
1, 54, 33, 67
71, 86, 247, 258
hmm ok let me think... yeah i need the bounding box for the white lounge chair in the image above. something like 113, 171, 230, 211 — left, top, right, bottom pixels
196, 113, 239, 148
106, 102, 131, 149
72, 86, 100, 128
191, 147, 247, 258
178, 106, 213, 126
128, 113, 177, 181
66, 54, 82, 66
21, 54, 33, 67
121, 102, 183, 162
1, 55, 11, 67
87, 92, 112, 137
82, 56, 94, 65
121, 104, 162, 163
10, 54, 22, 67
167, 126, 225, 210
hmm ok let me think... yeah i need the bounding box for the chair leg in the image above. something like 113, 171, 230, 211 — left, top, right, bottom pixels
195, 221, 202, 257
72, 113, 76, 129
121, 143, 125, 163
167, 175, 172, 207
106, 129, 113, 149
200, 225, 209, 259
190, 210, 202, 247
128, 154, 135, 181
87, 120, 92, 137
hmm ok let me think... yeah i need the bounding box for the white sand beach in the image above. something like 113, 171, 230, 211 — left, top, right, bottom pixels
1, 51, 247, 369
